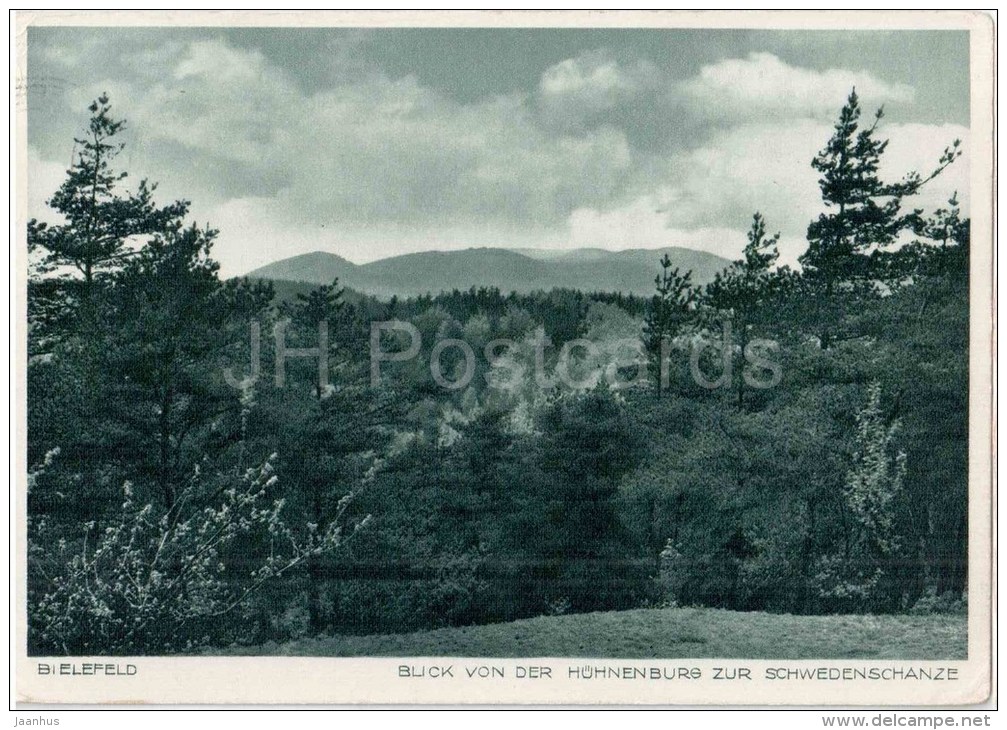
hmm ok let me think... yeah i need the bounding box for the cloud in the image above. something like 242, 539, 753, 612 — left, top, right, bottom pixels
537, 50, 659, 131
678, 52, 915, 122
27, 146, 68, 223
656, 117, 966, 239
290, 80, 635, 225
660, 120, 828, 235
173, 39, 272, 84
562, 117, 968, 267
27, 34, 968, 279
567, 197, 746, 256
53, 39, 638, 229
879, 123, 970, 211
539, 50, 654, 100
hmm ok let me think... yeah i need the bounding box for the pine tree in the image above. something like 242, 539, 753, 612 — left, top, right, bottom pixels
517, 385, 646, 612
704, 213, 791, 408
799, 89, 961, 349
97, 223, 272, 508
28, 94, 188, 322
278, 279, 348, 399
642, 254, 694, 396
894, 192, 970, 283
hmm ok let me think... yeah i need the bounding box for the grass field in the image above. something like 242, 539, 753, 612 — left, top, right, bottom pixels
230, 608, 966, 659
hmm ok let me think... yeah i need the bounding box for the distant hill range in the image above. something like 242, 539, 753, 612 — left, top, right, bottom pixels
243, 246, 731, 299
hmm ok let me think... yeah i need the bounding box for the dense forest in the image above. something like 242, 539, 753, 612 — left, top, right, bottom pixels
26, 91, 969, 655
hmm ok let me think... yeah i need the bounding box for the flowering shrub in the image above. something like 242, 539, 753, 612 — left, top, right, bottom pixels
545, 596, 572, 616
908, 587, 968, 616
28, 454, 370, 655
815, 382, 906, 612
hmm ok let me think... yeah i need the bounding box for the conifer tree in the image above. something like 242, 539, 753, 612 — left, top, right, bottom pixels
800, 89, 961, 349
704, 213, 790, 408
102, 223, 272, 508
28, 94, 188, 318
642, 254, 694, 396
893, 192, 970, 283
278, 279, 348, 399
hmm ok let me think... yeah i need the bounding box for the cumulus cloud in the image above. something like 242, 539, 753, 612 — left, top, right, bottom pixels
290, 81, 634, 226
64, 39, 638, 230
678, 52, 915, 122
658, 117, 965, 240
659, 120, 827, 235
561, 117, 968, 268
537, 50, 659, 131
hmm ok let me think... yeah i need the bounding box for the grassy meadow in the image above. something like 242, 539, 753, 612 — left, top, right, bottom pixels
228, 608, 967, 659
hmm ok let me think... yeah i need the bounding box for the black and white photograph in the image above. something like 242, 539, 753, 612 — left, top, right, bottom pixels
12, 9, 994, 708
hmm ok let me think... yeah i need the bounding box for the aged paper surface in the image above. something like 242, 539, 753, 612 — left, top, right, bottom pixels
13, 9, 994, 706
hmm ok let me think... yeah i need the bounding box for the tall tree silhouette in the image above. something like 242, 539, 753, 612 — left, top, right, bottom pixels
28, 94, 188, 341
799, 89, 961, 349
705, 213, 791, 408
642, 254, 694, 396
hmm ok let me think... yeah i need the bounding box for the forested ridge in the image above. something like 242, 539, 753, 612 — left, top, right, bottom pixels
27, 90, 969, 655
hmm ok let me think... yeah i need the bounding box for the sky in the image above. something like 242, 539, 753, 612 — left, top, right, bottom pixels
26, 27, 971, 277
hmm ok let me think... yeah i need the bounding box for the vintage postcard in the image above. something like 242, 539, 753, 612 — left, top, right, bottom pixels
13, 10, 994, 706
